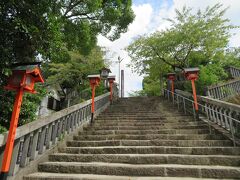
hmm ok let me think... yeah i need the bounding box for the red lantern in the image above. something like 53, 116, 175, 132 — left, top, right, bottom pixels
87, 75, 101, 123
167, 73, 176, 98
184, 68, 199, 81
167, 73, 176, 81
183, 68, 200, 118
5, 63, 44, 93
1, 63, 44, 179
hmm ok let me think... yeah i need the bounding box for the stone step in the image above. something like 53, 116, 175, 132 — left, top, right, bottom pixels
92, 121, 204, 127
95, 117, 194, 121
59, 146, 240, 155
85, 125, 208, 131
37, 162, 240, 178
24, 173, 223, 180
78, 129, 210, 135
66, 140, 232, 147
102, 112, 187, 116
74, 134, 225, 141
94, 119, 197, 123
49, 153, 240, 166
96, 115, 191, 119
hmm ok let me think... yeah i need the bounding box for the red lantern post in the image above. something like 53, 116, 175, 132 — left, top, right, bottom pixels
167, 73, 176, 98
184, 68, 200, 119
0, 63, 44, 179
107, 75, 116, 104
87, 75, 101, 123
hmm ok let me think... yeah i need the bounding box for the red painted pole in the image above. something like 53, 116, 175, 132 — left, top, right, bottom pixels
171, 80, 174, 98
110, 82, 113, 103
91, 85, 95, 113
191, 79, 198, 111
1, 78, 25, 178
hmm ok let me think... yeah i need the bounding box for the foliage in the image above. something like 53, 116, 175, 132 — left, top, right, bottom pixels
128, 90, 147, 97
0, 0, 134, 67
127, 4, 238, 96
46, 47, 106, 88
46, 46, 108, 105
0, 0, 134, 130
0, 84, 46, 130
0, 125, 7, 134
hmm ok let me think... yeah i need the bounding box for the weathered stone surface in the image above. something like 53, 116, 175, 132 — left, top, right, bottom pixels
49, 153, 240, 166
24, 172, 224, 180
24, 97, 240, 180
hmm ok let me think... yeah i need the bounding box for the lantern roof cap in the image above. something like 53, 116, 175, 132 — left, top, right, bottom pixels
167, 73, 176, 76
87, 74, 101, 78
184, 67, 200, 73
12, 62, 41, 71
101, 67, 111, 73
108, 75, 116, 79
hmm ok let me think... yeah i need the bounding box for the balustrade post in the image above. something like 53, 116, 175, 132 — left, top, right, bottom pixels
223, 109, 230, 130
183, 97, 187, 114
38, 126, 47, 155
204, 104, 212, 134
19, 134, 30, 168
8, 138, 21, 176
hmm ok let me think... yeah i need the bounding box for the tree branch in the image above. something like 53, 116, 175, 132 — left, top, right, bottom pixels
63, 0, 85, 17
149, 45, 184, 70
183, 44, 193, 64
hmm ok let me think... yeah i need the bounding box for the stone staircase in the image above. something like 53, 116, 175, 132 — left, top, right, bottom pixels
24, 97, 240, 179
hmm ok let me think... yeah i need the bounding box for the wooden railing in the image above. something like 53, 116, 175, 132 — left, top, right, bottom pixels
205, 78, 240, 99
0, 92, 111, 177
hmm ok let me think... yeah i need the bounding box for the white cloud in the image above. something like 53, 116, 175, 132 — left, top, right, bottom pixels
171, 0, 240, 46
97, 4, 153, 96
98, 1, 240, 96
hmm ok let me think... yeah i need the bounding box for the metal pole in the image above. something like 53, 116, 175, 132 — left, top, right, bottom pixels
119, 61, 120, 96
121, 70, 124, 98
118, 56, 123, 97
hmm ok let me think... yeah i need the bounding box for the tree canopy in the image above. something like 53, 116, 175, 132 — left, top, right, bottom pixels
0, 0, 134, 72
127, 4, 239, 95
0, 0, 135, 132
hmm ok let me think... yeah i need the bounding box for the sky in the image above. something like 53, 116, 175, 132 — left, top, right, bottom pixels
97, 0, 240, 97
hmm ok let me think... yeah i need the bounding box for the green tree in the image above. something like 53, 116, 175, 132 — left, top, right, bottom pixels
0, 0, 134, 131
46, 46, 108, 104
127, 4, 238, 96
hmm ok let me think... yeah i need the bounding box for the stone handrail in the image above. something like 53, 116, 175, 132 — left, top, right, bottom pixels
205, 78, 240, 99
227, 66, 240, 78
0, 92, 111, 177
163, 89, 240, 146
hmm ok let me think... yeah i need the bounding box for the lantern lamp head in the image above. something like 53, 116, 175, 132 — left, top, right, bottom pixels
167, 73, 176, 81
183, 67, 200, 80
87, 74, 101, 86
100, 67, 111, 79
5, 62, 44, 93
107, 75, 116, 83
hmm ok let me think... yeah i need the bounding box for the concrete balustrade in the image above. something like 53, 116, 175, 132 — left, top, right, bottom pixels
206, 78, 240, 99
0, 92, 111, 177
164, 89, 240, 146
228, 66, 240, 78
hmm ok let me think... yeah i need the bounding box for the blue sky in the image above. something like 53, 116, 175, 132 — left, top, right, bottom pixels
98, 0, 240, 96
133, 0, 173, 8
